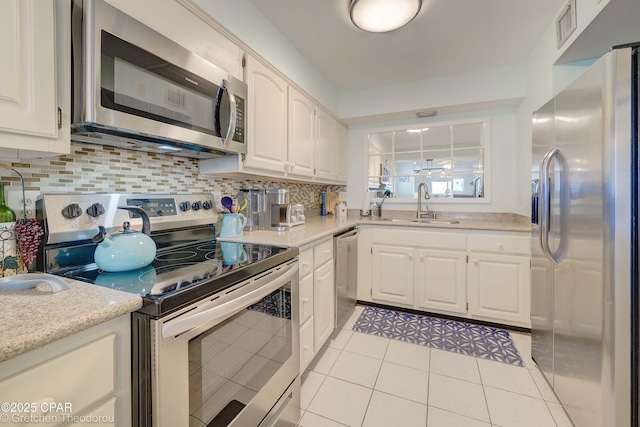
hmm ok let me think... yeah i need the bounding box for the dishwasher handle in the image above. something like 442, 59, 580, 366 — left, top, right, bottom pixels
336, 229, 358, 240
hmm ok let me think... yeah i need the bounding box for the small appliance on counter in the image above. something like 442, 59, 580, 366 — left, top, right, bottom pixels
264, 189, 305, 230
237, 189, 266, 231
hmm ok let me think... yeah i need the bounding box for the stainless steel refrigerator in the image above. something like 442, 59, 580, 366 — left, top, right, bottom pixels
531, 44, 639, 427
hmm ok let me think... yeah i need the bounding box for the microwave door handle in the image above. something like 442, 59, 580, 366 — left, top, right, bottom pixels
220, 79, 237, 149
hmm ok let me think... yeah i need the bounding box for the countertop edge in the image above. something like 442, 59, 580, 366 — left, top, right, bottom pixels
220, 216, 531, 248
0, 280, 142, 363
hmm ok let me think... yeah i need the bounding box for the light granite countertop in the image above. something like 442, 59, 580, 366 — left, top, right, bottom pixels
0, 278, 142, 363
0, 211, 528, 363
219, 212, 531, 247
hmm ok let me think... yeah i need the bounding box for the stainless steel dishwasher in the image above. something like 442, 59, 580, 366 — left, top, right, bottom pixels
334, 227, 358, 328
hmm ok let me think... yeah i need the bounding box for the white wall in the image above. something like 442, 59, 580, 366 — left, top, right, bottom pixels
339, 64, 526, 121
190, 0, 340, 113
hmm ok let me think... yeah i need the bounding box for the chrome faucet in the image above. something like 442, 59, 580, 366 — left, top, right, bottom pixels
472, 176, 483, 198
376, 189, 392, 217
417, 182, 433, 219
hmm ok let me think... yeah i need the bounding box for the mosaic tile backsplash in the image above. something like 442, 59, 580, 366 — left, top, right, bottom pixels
0, 142, 345, 214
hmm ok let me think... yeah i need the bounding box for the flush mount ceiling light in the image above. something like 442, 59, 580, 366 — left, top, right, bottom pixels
349, 0, 422, 33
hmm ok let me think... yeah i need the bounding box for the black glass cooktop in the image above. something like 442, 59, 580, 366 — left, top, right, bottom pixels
61, 240, 296, 317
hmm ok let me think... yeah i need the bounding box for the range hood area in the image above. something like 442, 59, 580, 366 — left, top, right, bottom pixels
70, 125, 232, 160
70, 0, 247, 159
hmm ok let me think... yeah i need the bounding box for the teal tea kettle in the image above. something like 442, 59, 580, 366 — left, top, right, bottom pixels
92, 206, 157, 272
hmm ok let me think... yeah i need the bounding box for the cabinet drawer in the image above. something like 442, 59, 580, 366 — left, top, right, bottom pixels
300, 273, 314, 324
372, 227, 466, 250
299, 248, 314, 278
0, 334, 116, 423
313, 238, 334, 267
468, 233, 530, 255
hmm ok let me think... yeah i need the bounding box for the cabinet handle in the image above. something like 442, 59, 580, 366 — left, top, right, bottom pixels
409, 255, 413, 262
303, 345, 310, 350
497, 243, 504, 250
291, 163, 296, 171
302, 261, 309, 267
420, 255, 424, 261
303, 298, 309, 303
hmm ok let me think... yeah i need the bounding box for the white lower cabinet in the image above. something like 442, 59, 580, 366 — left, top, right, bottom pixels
371, 245, 414, 306
416, 248, 467, 314
359, 226, 531, 328
313, 260, 335, 350
0, 315, 131, 426
298, 237, 335, 372
467, 253, 530, 325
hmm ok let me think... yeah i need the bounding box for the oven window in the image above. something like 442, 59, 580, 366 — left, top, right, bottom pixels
188, 287, 292, 426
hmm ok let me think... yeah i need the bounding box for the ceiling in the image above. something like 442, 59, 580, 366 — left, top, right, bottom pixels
246, 0, 568, 93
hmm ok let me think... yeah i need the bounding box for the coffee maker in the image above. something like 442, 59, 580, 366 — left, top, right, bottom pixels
236, 189, 266, 231
264, 189, 305, 230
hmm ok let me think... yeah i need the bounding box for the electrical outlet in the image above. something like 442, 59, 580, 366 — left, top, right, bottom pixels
212, 191, 223, 212
338, 191, 348, 202
8, 191, 39, 219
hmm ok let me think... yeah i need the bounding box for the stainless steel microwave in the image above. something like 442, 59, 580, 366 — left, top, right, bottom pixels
71, 0, 247, 159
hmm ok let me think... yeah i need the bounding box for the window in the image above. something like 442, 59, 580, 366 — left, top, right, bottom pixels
366, 119, 489, 200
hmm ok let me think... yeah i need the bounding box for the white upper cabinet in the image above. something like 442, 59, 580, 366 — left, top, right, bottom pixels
0, 0, 70, 157
287, 87, 315, 178
243, 56, 289, 174
315, 108, 335, 182
200, 54, 348, 185
335, 122, 348, 183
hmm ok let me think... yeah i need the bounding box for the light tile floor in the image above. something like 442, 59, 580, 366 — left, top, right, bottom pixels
297, 305, 573, 427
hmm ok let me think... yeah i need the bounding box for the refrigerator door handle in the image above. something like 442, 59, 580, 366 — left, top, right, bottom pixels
539, 148, 568, 264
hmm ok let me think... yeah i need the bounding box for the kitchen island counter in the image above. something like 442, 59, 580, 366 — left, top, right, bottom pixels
218, 213, 531, 247
0, 278, 141, 362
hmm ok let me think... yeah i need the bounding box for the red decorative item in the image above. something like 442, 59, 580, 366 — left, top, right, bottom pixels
15, 218, 44, 268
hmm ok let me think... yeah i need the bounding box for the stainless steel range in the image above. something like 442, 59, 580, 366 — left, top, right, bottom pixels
36, 193, 300, 427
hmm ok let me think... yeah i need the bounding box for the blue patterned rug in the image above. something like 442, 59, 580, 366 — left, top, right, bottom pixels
353, 306, 524, 367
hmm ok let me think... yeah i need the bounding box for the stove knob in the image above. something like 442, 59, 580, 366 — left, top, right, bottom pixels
61, 203, 82, 219
86, 203, 105, 218
179, 201, 191, 211
192, 201, 202, 211
202, 200, 213, 210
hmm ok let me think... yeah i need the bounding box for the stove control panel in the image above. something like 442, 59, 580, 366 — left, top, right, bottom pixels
37, 194, 218, 244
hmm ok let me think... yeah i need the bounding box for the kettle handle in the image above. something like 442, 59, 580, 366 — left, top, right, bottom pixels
118, 206, 151, 235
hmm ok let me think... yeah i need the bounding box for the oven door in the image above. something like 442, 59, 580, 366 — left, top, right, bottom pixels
150, 259, 299, 427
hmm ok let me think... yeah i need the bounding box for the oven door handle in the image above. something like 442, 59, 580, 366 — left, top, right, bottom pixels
161, 262, 298, 339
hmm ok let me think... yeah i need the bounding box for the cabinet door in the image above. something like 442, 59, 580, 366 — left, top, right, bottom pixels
371, 244, 414, 306
314, 108, 334, 181
313, 261, 335, 350
300, 318, 314, 372
287, 87, 315, 178
243, 56, 288, 174
467, 253, 530, 326
415, 249, 467, 314
334, 122, 348, 184
0, 0, 57, 139
299, 272, 314, 324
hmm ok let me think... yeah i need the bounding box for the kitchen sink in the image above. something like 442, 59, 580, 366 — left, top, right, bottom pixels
380, 218, 460, 225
